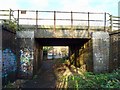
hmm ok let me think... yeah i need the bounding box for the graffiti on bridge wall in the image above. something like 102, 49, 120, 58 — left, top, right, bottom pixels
2, 48, 16, 77
20, 48, 33, 77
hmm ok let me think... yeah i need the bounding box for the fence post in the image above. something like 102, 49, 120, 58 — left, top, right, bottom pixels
104, 12, 106, 32
54, 11, 56, 31
88, 12, 90, 37
88, 12, 90, 30
110, 15, 113, 31
71, 11, 73, 30
17, 10, 19, 31
36, 10, 38, 30
9, 9, 12, 20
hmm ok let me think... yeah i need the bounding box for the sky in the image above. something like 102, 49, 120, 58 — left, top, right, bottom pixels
0, 0, 120, 16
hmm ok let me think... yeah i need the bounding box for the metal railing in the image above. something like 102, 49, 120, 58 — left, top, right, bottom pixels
0, 9, 115, 32
0, 9, 17, 22
110, 15, 120, 31
0, 9, 19, 31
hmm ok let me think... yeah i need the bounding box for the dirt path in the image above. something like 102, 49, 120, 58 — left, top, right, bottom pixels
21, 60, 56, 89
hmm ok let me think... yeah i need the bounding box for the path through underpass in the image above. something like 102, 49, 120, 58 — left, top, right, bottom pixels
21, 60, 57, 88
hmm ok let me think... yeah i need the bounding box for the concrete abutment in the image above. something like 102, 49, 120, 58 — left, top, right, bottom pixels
16, 30, 110, 78
2, 29, 117, 79
68, 31, 109, 73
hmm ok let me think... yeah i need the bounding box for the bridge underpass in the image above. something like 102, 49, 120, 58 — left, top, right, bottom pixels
34, 38, 90, 72
2, 10, 119, 83
15, 27, 110, 78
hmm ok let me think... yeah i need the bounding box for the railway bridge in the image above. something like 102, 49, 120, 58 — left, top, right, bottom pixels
0, 10, 120, 79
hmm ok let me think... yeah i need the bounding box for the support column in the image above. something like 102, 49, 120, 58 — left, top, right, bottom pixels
16, 31, 34, 78
69, 45, 81, 67
92, 31, 109, 73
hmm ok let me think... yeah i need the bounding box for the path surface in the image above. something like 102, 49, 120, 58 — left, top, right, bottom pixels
21, 60, 56, 88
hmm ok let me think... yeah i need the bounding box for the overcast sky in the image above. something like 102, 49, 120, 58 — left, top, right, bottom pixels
0, 0, 119, 16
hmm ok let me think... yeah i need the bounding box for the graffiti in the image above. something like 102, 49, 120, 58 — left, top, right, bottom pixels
20, 48, 33, 76
2, 48, 16, 77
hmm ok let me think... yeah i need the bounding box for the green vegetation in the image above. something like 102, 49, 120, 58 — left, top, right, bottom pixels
55, 58, 120, 89
43, 46, 53, 52
66, 68, 120, 88
2, 20, 22, 31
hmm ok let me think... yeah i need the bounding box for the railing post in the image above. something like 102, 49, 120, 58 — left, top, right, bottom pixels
54, 11, 56, 31
9, 9, 12, 20
88, 12, 90, 30
110, 15, 113, 31
104, 12, 106, 32
36, 10, 38, 30
88, 12, 90, 37
17, 10, 19, 31
71, 11, 73, 30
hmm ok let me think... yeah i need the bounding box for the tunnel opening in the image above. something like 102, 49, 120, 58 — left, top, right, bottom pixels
34, 38, 92, 75
43, 46, 69, 61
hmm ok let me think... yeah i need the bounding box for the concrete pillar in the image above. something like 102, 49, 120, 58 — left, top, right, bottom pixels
37, 45, 43, 70
92, 31, 109, 73
34, 40, 39, 75
69, 45, 81, 67
34, 41, 43, 75
69, 46, 75, 65
16, 31, 34, 78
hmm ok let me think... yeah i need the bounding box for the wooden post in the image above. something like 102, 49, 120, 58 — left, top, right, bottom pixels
36, 10, 38, 30
110, 15, 113, 31
71, 11, 73, 30
88, 12, 90, 37
104, 12, 106, 32
88, 12, 90, 30
54, 11, 56, 31
9, 9, 12, 20
17, 10, 19, 31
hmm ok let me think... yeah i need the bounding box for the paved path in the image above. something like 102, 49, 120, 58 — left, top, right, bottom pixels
21, 60, 56, 89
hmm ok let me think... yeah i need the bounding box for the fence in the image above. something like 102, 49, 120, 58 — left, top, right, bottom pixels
0, 9, 112, 31
110, 15, 120, 31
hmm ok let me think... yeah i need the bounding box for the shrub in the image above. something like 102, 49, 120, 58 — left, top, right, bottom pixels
67, 68, 120, 88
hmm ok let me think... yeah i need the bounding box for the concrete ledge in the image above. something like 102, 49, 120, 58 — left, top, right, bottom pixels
35, 30, 90, 38
17, 31, 34, 38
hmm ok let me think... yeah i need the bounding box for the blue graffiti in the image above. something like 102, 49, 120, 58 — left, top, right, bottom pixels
2, 48, 16, 77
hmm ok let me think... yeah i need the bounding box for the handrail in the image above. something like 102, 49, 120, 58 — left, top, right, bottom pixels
110, 15, 120, 31
0, 9, 113, 32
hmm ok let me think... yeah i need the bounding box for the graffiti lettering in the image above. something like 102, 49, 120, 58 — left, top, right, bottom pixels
2, 49, 16, 77
20, 48, 33, 76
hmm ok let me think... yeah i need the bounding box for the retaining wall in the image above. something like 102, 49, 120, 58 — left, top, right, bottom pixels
2, 26, 17, 86
109, 31, 120, 71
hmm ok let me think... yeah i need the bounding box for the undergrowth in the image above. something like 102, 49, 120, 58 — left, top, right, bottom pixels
66, 68, 120, 88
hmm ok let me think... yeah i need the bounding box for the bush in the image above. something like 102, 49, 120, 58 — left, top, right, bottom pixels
67, 69, 120, 88
2, 20, 23, 31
